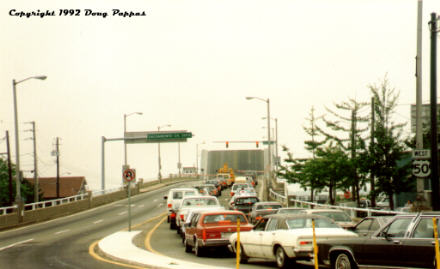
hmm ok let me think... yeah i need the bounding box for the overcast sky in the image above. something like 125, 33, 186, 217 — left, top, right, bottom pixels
1, 0, 439, 190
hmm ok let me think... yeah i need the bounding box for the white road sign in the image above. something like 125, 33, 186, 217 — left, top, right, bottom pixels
412, 159, 431, 177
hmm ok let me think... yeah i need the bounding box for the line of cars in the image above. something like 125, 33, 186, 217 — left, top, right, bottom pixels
163, 180, 439, 268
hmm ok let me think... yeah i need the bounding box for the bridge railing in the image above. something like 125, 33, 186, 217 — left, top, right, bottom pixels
269, 188, 403, 217
92, 186, 124, 197
0, 205, 17, 216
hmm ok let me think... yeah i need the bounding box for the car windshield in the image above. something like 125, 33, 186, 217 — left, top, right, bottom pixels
235, 197, 258, 205
182, 198, 218, 207
203, 214, 247, 224
184, 191, 196, 196
286, 218, 340, 229
312, 211, 352, 222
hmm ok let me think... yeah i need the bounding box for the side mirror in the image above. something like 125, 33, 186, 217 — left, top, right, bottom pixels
163, 196, 168, 200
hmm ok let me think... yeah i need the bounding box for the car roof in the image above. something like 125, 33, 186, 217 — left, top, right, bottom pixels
302, 209, 346, 213
265, 213, 335, 221
255, 201, 282, 205
170, 188, 198, 192
182, 195, 217, 200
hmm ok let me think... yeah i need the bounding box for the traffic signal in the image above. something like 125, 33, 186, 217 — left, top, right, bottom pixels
226, 141, 229, 148
256, 141, 259, 148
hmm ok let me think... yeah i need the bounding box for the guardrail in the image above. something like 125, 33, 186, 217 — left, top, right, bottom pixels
23, 193, 89, 211
269, 188, 404, 217
0, 205, 17, 216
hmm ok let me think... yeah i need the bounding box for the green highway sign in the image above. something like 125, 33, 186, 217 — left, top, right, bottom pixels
262, 141, 275, 145
147, 132, 192, 141
124, 130, 193, 144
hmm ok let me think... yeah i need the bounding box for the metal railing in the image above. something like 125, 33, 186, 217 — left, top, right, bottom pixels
0, 193, 89, 216
0, 205, 17, 216
269, 188, 404, 217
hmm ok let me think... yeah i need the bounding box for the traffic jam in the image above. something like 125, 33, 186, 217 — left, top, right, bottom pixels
163, 173, 440, 269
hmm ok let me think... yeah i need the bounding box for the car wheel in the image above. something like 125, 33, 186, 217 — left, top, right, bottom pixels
275, 246, 291, 269
177, 227, 181, 234
238, 243, 248, 264
184, 238, 192, 253
194, 238, 204, 257
170, 220, 176, 230
334, 253, 356, 269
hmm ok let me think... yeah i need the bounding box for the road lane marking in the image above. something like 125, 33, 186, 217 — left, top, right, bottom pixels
118, 211, 127, 216
93, 219, 103, 224
0, 238, 34, 252
55, 229, 70, 235
153, 199, 158, 202
138, 204, 144, 208
88, 240, 145, 269
145, 216, 167, 255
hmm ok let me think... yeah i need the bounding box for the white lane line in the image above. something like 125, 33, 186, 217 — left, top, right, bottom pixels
93, 219, 103, 224
138, 204, 144, 208
153, 199, 158, 202
55, 229, 70, 235
0, 238, 34, 252
118, 211, 127, 216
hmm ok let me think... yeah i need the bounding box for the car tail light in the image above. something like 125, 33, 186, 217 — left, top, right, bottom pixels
203, 230, 206, 242
256, 216, 262, 221
170, 212, 176, 218
180, 214, 184, 221
230, 192, 234, 196
168, 204, 172, 208
299, 241, 312, 245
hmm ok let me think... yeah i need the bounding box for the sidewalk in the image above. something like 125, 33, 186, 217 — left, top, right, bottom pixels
98, 231, 232, 269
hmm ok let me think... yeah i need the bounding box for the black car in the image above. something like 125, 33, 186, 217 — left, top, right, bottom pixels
230, 195, 259, 216
318, 212, 440, 269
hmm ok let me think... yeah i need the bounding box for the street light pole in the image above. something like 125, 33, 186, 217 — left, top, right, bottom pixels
246, 96, 271, 199
123, 112, 143, 166
12, 75, 46, 206
157, 124, 171, 182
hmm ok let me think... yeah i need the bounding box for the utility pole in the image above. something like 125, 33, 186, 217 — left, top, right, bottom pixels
55, 137, 60, 199
26, 122, 39, 202
6, 131, 13, 205
429, 13, 439, 210
370, 97, 376, 207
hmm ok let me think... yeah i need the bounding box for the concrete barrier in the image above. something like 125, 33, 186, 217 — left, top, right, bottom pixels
0, 177, 195, 231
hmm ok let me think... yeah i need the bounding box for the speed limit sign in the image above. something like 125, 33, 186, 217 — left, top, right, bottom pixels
412, 160, 431, 177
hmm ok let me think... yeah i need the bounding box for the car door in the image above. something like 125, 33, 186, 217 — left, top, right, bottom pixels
242, 217, 267, 258
399, 216, 437, 268
358, 217, 412, 266
259, 218, 279, 258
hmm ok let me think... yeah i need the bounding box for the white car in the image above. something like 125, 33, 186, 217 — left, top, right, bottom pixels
163, 188, 199, 229
300, 208, 357, 229
175, 196, 223, 233
229, 213, 358, 268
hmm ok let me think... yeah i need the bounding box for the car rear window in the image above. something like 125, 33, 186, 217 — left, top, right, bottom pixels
313, 212, 352, 222
182, 198, 218, 207
203, 214, 246, 224
235, 197, 258, 205
286, 218, 339, 229
257, 204, 282, 210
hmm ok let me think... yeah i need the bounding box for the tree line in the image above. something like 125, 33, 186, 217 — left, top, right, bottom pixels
277, 77, 417, 210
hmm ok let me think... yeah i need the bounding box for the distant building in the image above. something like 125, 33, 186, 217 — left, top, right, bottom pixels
25, 176, 88, 200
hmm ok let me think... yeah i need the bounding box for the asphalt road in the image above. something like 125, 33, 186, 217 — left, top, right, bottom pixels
0, 182, 188, 269
147, 182, 318, 269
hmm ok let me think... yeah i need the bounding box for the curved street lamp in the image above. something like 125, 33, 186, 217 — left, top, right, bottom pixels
123, 112, 143, 165
12, 75, 47, 206
246, 96, 271, 200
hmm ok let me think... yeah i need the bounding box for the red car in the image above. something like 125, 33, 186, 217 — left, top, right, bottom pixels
183, 210, 253, 257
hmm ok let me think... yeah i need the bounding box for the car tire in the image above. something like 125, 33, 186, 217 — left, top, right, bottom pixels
184, 238, 192, 253
238, 243, 248, 264
170, 220, 176, 230
334, 252, 356, 269
194, 238, 204, 257
275, 246, 292, 269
